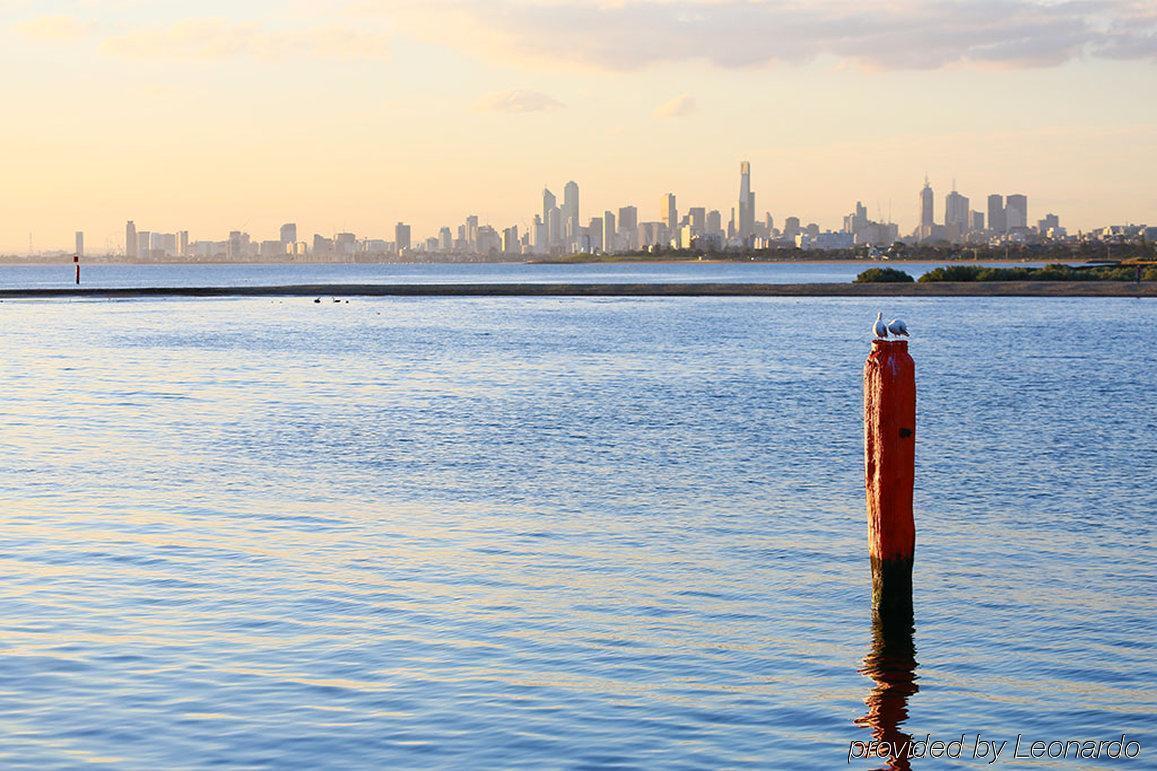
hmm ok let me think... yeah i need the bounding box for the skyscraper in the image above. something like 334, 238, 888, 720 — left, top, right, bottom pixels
738, 162, 755, 240
75, 231, 84, 258
562, 181, 580, 245
987, 194, 1006, 234
395, 222, 412, 253
603, 211, 616, 252
920, 177, 935, 228
280, 223, 297, 247
945, 189, 970, 236
618, 206, 638, 250
1006, 194, 1028, 229
543, 188, 558, 246
126, 221, 137, 259
661, 193, 677, 231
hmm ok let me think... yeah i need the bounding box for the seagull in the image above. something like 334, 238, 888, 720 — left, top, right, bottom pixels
888, 319, 910, 338
873, 312, 890, 339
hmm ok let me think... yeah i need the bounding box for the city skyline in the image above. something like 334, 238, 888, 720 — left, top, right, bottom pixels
54, 163, 1141, 262
1, 1, 1155, 253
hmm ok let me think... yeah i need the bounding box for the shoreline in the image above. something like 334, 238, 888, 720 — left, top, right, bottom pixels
0, 282, 1153, 299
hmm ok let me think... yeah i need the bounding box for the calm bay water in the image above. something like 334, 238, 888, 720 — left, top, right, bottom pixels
0, 295, 1153, 768
0, 260, 1062, 289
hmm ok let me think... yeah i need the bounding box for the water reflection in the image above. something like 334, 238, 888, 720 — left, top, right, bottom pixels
855, 607, 919, 770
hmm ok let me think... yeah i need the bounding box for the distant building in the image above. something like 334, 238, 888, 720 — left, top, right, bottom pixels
280, 223, 297, 247
945, 189, 970, 241
738, 161, 755, 241
783, 216, 802, 240
987, 194, 1007, 234
920, 177, 935, 228
661, 193, 677, 232
543, 188, 558, 247
1006, 194, 1028, 230
969, 211, 985, 233
603, 211, 616, 252
395, 223, 412, 253
126, 221, 137, 259
562, 182, 580, 246
75, 231, 84, 258
618, 206, 638, 250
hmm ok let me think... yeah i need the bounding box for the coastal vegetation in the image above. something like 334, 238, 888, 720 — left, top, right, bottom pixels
854, 268, 915, 283
917, 263, 1156, 282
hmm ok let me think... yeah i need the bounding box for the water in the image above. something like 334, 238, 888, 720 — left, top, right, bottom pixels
0, 295, 1153, 768
0, 260, 1062, 290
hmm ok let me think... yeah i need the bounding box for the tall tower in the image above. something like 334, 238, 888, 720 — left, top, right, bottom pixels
661, 193, 677, 231
920, 177, 935, 228
543, 188, 558, 246
987, 194, 1006, 234
75, 231, 84, 258
738, 162, 755, 240
1006, 194, 1028, 229
562, 181, 580, 244
126, 221, 137, 259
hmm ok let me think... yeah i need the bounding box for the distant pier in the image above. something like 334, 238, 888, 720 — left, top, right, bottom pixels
0, 282, 1153, 300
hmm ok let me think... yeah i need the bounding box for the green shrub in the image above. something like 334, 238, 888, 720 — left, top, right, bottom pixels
918, 265, 982, 282
854, 267, 915, 283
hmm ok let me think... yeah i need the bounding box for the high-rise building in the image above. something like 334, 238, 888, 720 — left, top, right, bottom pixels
661, 193, 677, 231
603, 211, 616, 252
706, 210, 722, 236
395, 223, 412, 253
466, 215, 479, 249
689, 207, 706, 235
586, 217, 604, 252
1038, 213, 1060, 234
1006, 195, 1028, 229
920, 177, 935, 228
970, 211, 985, 233
784, 217, 801, 239
75, 231, 84, 258
945, 190, 970, 239
280, 223, 297, 247
543, 188, 558, 246
439, 227, 453, 252
179, 231, 189, 257
738, 162, 755, 240
562, 182, 580, 245
533, 215, 547, 253
126, 221, 137, 259
618, 206, 638, 250
987, 194, 1006, 234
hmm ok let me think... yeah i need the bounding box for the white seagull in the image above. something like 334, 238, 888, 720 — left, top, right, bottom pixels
888, 318, 910, 338
873, 312, 890, 339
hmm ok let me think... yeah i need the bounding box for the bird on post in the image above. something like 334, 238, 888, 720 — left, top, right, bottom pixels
873, 312, 890, 339
888, 319, 909, 338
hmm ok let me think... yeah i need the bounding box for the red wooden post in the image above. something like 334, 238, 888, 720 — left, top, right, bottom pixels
74, 254, 80, 285
864, 339, 916, 618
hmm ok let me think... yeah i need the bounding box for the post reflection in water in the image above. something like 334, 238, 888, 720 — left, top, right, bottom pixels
855, 606, 920, 771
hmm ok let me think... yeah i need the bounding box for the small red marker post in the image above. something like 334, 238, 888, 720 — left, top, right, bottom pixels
74, 254, 80, 285
864, 339, 916, 620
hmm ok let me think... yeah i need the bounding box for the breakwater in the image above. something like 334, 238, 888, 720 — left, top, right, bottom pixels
1, 281, 1153, 300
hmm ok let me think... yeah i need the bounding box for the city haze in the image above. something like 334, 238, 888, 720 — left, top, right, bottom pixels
1, 1, 1155, 254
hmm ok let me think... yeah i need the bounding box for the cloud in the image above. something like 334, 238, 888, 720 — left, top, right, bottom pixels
382, 0, 1157, 71
14, 14, 92, 42
655, 94, 697, 118
102, 18, 390, 61
475, 89, 565, 113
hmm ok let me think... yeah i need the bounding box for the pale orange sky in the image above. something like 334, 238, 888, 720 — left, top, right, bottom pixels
1, 0, 1155, 253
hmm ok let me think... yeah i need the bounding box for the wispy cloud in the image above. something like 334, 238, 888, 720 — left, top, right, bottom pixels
102, 18, 390, 61
381, 0, 1157, 71
475, 89, 565, 113
14, 14, 92, 42
655, 94, 697, 118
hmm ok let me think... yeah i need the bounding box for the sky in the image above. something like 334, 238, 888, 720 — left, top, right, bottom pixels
1, 0, 1154, 253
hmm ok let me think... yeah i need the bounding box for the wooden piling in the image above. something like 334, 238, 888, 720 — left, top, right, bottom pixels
74, 254, 80, 285
864, 339, 916, 620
